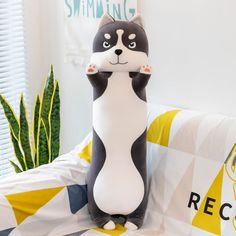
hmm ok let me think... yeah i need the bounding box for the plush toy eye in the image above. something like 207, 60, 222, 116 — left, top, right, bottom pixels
103, 41, 111, 48
128, 42, 136, 49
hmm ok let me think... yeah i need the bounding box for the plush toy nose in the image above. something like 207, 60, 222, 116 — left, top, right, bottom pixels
115, 49, 123, 55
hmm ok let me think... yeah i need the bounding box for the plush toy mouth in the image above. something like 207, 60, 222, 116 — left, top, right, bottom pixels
109, 61, 128, 65
109, 56, 128, 65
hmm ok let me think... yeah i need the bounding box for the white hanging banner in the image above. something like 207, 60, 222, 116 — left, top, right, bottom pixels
64, 0, 138, 65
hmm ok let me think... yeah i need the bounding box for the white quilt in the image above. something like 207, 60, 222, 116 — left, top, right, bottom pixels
0, 104, 235, 236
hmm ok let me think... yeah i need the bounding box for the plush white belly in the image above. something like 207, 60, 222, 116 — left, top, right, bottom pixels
93, 72, 147, 215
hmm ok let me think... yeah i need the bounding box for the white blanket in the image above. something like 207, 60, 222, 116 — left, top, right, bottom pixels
0, 104, 235, 236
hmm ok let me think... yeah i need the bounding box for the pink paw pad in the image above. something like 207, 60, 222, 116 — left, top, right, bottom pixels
143, 66, 151, 73
141, 65, 152, 74
86, 64, 98, 74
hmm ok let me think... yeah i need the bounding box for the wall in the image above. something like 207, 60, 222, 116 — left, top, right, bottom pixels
24, 0, 43, 107
24, 0, 236, 154
24, 0, 93, 154
141, 0, 236, 115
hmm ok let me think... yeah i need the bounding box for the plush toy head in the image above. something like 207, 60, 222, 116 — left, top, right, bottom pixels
90, 13, 149, 72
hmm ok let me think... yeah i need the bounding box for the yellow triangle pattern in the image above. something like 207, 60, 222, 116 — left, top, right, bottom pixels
192, 166, 224, 235
79, 140, 92, 163
94, 224, 126, 236
6, 186, 64, 225
234, 183, 236, 200
225, 143, 236, 182
79, 110, 181, 161
233, 216, 236, 231
147, 109, 181, 147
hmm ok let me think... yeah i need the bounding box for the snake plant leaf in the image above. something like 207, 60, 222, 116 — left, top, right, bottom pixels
10, 129, 26, 171
49, 81, 60, 161
37, 119, 49, 166
9, 161, 22, 173
33, 95, 40, 156
19, 95, 34, 169
41, 65, 54, 136
0, 95, 19, 139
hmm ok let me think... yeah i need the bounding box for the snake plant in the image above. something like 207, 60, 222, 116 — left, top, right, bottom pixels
0, 66, 60, 173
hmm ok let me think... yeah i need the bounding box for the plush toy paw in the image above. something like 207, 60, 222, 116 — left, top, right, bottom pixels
86, 64, 98, 75
103, 220, 116, 230
140, 65, 152, 75
124, 221, 138, 231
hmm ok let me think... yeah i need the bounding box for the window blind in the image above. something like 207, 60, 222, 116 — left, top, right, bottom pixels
0, 0, 27, 178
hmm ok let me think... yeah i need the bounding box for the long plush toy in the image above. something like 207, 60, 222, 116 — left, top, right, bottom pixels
86, 13, 151, 231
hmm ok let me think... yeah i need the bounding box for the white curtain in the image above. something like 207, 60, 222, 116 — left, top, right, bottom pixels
0, 0, 27, 177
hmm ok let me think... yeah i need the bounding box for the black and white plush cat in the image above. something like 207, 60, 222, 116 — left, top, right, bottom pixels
86, 13, 151, 231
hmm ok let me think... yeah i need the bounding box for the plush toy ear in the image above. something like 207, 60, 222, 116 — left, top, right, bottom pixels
130, 14, 144, 28
99, 13, 115, 28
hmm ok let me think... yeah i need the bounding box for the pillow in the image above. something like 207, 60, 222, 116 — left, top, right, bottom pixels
85, 13, 151, 230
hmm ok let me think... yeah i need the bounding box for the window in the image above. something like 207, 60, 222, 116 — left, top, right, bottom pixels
0, 0, 27, 178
